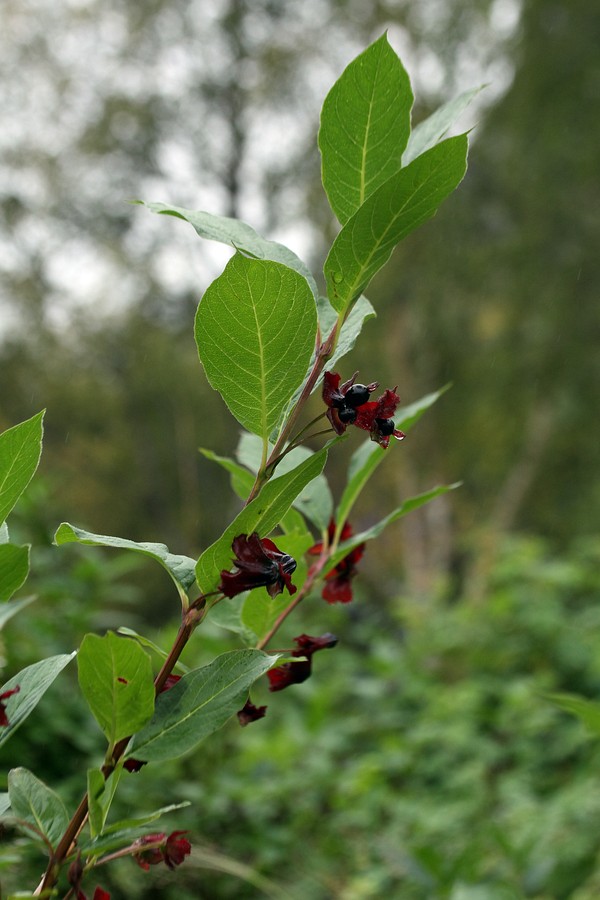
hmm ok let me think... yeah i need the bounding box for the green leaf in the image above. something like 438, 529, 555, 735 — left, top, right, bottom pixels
196, 441, 333, 593
328, 483, 460, 572
546, 693, 600, 737
236, 433, 333, 531
402, 87, 482, 166
77, 632, 155, 746
0, 545, 30, 604
7, 768, 69, 848
241, 531, 313, 640
128, 650, 278, 763
88, 767, 122, 839
0, 653, 76, 749
0, 595, 36, 631
319, 34, 413, 224
0, 793, 10, 816
394, 384, 451, 433
0, 412, 44, 525
79, 802, 190, 857
54, 524, 197, 601
195, 254, 317, 440
208, 594, 257, 643
199, 447, 255, 500
324, 135, 469, 313
0, 544, 29, 602
137, 200, 318, 298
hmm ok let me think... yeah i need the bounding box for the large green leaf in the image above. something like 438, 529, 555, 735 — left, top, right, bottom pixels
0, 412, 44, 525
324, 135, 469, 313
195, 254, 317, 440
7, 768, 69, 848
196, 441, 332, 593
319, 33, 413, 224
54, 524, 197, 601
0, 544, 29, 602
328, 484, 460, 572
127, 650, 278, 763
137, 201, 318, 298
0, 653, 76, 749
77, 632, 155, 746
402, 87, 482, 166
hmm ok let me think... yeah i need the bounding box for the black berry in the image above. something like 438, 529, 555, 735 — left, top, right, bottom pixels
344, 384, 371, 407
338, 405, 358, 424
375, 418, 395, 436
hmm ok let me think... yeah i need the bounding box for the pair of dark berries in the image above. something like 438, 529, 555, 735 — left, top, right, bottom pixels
323, 371, 405, 448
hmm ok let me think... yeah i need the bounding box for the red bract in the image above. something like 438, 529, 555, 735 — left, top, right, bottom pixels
267, 632, 338, 692
124, 675, 181, 773
353, 387, 405, 448
133, 831, 191, 871
0, 685, 20, 727
309, 520, 365, 604
322, 371, 378, 434
237, 699, 267, 726
219, 533, 297, 599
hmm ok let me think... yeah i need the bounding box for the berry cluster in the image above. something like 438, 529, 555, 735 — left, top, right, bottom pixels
322, 371, 405, 448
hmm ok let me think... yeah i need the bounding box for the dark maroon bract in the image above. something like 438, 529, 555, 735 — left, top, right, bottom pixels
133, 831, 191, 871
219, 532, 297, 598
309, 520, 365, 604
0, 685, 20, 728
267, 632, 338, 692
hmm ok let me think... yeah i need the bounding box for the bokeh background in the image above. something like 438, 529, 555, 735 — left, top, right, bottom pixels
1, 1, 599, 897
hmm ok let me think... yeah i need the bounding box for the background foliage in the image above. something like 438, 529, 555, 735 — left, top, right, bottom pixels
1, 0, 599, 897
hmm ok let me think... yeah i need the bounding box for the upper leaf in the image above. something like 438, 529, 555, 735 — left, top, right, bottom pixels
127, 650, 278, 763
0, 411, 44, 526
195, 254, 317, 440
77, 632, 155, 746
196, 442, 333, 593
319, 34, 413, 224
54, 524, 197, 602
0, 653, 76, 749
138, 201, 318, 298
402, 86, 482, 166
324, 135, 469, 313
8, 768, 69, 848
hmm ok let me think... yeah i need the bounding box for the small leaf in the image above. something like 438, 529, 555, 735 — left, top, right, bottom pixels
394, 384, 451, 433
137, 201, 318, 298
546, 693, 600, 737
196, 441, 333, 593
328, 484, 460, 571
199, 447, 255, 500
128, 650, 278, 763
54, 524, 197, 601
0, 544, 29, 602
77, 632, 155, 746
0, 412, 44, 525
79, 802, 190, 857
88, 767, 122, 839
0, 595, 36, 631
8, 767, 69, 848
319, 34, 413, 224
324, 135, 469, 313
116, 627, 190, 674
0, 653, 76, 749
402, 87, 483, 166
195, 254, 317, 440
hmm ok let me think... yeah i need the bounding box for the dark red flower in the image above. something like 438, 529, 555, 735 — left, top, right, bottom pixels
124, 675, 181, 772
322, 371, 379, 434
267, 632, 338, 692
133, 831, 191, 871
0, 685, 20, 727
309, 520, 365, 604
237, 699, 267, 726
219, 533, 297, 599
353, 387, 405, 448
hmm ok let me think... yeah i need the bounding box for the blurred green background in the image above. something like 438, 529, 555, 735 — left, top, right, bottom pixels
1, 0, 599, 897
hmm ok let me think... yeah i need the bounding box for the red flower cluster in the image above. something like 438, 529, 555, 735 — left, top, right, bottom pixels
323, 371, 405, 448
0, 685, 19, 727
267, 633, 338, 692
219, 533, 297, 599
133, 830, 192, 871
309, 520, 365, 604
